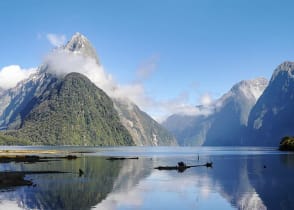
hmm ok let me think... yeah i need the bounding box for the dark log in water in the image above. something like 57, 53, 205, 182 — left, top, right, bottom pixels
106, 157, 139, 161
154, 162, 213, 172
0, 155, 78, 163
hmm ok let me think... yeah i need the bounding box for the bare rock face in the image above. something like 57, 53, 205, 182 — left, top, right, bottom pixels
247, 61, 294, 146
64, 32, 100, 64
114, 98, 177, 146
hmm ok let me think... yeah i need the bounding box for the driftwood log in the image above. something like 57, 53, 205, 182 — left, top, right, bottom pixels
154, 162, 213, 172
0, 155, 78, 163
106, 157, 139, 161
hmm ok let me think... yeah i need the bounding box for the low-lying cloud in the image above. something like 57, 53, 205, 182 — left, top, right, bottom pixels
1, 46, 214, 121
44, 49, 158, 112
199, 93, 213, 106
44, 49, 215, 121
44, 49, 117, 94
0, 65, 36, 89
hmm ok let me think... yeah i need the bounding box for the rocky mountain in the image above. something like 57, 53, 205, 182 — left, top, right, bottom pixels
247, 61, 294, 146
162, 112, 209, 146
0, 33, 176, 146
64, 32, 100, 63
163, 78, 268, 146
0, 69, 55, 130
114, 98, 177, 146
5, 73, 133, 146
203, 78, 268, 146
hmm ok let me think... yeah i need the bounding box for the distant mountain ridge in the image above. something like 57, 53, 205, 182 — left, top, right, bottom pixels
163, 78, 268, 146
164, 61, 294, 146
204, 78, 268, 146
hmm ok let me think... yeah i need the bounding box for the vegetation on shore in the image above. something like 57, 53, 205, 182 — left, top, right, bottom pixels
279, 136, 294, 151
0, 132, 30, 145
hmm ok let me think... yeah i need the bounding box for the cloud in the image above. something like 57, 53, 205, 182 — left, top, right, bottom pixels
46, 33, 67, 47
199, 93, 213, 106
44, 50, 158, 115
0, 65, 37, 89
43, 49, 215, 121
44, 50, 116, 94
135, 55, 159, 82
153, 92, 215, 122
1, 31, 215, 122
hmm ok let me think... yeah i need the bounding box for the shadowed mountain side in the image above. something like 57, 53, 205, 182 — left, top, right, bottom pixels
114, 98, 177, 146
247, 61, 294, 146
162, 114, 210, 146
6, 73, 133, 146
0, 71, 56, 129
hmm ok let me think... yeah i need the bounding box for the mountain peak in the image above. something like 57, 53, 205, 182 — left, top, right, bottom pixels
271, 61, 294, 82
65, 33, 88, 50
230, 78, 268, 100
64, 32, 100, 64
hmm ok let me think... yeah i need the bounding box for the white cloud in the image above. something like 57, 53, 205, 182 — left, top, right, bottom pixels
43, 49, 215, 122
0, 65, 37, 89
44, 50, 116, 94
0, 57, 215, 126
44, 50, 158, 116
46, 33, 67, 47
200, 93, 213, 106
153, 93, 215, 122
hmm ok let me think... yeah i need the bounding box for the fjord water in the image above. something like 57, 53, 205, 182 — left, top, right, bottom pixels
0, 147, 293, 210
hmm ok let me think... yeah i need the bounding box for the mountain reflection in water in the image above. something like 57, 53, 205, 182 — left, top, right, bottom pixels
0, 147, 293, 210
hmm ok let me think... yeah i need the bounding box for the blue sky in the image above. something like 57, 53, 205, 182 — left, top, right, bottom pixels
1, 0, 294, 120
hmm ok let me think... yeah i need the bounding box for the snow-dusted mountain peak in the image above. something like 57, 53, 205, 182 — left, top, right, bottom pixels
231, 78, 268, 100
65, 32, 88, 51
63, 32, 100, 64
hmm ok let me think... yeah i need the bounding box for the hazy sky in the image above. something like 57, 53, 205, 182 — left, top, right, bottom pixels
1, 0, 294, 120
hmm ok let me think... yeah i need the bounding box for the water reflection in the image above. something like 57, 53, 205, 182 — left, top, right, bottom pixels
0, 148, 293, 210
0, 157, 125, 210
247, 155, 294, 210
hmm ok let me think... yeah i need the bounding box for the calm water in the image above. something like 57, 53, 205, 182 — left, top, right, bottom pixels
0, 146, 293, 210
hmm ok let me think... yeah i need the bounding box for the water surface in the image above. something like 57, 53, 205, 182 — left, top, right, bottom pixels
0, 146, 293, 210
